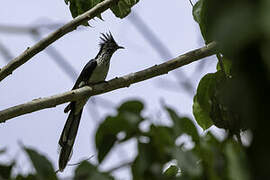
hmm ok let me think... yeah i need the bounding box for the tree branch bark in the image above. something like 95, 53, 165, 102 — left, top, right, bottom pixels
0, 0, 119, 82
0, 42, 218, 123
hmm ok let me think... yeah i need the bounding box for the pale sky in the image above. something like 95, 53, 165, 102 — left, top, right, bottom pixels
0, 0, 219, 179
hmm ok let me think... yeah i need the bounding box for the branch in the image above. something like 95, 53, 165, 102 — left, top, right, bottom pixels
0, 40, 13, 62
0, 0, 119, 82
188, 0, 194, 7
128, 12, 194, 94
0, 42, 218, 123
0, 23, 63, 34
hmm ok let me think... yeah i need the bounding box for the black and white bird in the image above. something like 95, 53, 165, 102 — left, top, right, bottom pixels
58, 32, 124, 171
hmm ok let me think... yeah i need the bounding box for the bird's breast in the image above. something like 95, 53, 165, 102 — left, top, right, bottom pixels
88, 60, 110, 84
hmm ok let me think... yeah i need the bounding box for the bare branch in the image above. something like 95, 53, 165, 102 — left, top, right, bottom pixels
0, 42, 218, 123
188, 0, 194, 7
0, 0, 119, 82
128, 12, 194, 94
0, 23, 63, 34
0, 40, 13, 62
30, 31, 78, 81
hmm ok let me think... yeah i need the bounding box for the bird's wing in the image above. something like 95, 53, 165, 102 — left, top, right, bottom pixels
72, 59, 97, 90
64, 59, 97, 113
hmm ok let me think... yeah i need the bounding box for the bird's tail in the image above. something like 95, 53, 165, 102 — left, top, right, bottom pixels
58, 103, 83, 172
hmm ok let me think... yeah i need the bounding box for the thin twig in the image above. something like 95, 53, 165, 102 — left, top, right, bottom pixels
0, 0, 119, 82
55, 155, 95, 173
30, 31, 78, 80
216, 53, 227, 78
188, 0, 194, 7
0, 40, 13, 62
68, 154, 95, 166
0, 42, 218, 123
0, 23, 63, 34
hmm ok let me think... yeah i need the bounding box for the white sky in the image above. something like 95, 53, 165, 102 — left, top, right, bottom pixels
0, 0, 220, 179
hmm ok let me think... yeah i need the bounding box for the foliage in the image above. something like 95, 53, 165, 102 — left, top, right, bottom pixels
24, 147, 57, 180
193, 0, 270, 178
95, 100, 144, 163
74, 161, 114, 180
64, 0, 140, 24
0, 101, 250, 179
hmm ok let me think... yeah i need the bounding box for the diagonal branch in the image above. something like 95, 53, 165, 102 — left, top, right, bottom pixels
128, 12, 194, 94
0, 40, 13, 62
0, 23, 63, 34
0, 0, 119, 82
0, 42, 218, 123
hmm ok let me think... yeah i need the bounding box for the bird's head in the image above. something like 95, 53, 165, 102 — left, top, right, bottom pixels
99, 32, 124, 54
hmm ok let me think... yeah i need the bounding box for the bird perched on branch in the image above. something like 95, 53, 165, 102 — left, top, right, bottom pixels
58, 32, 124, 171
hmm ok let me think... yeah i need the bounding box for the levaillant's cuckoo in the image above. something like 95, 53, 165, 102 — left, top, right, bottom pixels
58, 33, 124, 171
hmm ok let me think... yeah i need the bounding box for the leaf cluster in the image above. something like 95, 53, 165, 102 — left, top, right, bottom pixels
0, 100, 250, 180
64, 0, 139, 25
193, 0, 270, 178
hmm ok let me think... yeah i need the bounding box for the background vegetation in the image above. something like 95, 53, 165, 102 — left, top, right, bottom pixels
1, 0, 269, 179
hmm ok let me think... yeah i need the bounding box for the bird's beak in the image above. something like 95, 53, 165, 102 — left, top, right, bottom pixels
117, 46, 125, 49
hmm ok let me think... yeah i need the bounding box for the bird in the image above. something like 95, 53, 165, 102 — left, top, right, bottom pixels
58, 32, 124, 172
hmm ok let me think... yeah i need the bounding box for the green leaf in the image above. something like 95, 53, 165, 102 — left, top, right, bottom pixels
64, 0, 140, 22
196, 70, 241, 132
196, 73, 216, 113
192, 0, 210, 43
95, 116, 121, 163
75, 161, 94, 180
132, 123, 177, 179
174, 147, 202, 177
132, 143, 152, 179
74, 161, 114, 180
193, 95, 213, 130
193, 72, 226, 130
118, 100, 144, 114
64, 0, 102, 24
163, 165, 179, 178
194, 132, 225, 180
166, 107, 200, 143
0, 163, 14, 179
216, 56, 232, 76
96, 100, 144, 163
110, 1, 130, 19
225, 141, 250, 180
118, 101, 144, 138
192, 0, 202, 23
149, 125, 175, 152
24, 147, 57, 180
15, 174, 38, 180
110, 0, 139, 18
132, 142, 164, 179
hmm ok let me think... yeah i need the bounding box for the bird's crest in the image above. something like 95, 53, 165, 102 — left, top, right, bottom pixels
99, 32, 117, 47
95, 32, 123, 58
